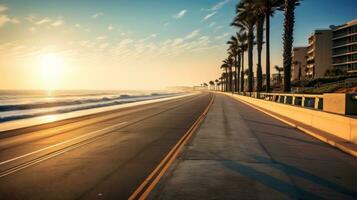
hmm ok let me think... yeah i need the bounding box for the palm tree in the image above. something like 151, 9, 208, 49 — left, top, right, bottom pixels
209, 80, 215, 90
227, 36, 240, 93
253, 5, 265, 92
275, 65, 284, 87
257, 0, 285, 92
220, 64, 228, 92
220, 62, 229, 92
203, 82, 208, 89
232, 0, 256, 92
223, 57, 234, 92
214, 79, 219, 90
282, 0, 300, 92
237, 31, 248, 92
219, 75, 225, 91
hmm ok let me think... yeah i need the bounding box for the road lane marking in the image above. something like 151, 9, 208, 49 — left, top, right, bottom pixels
0, 93, 206, 178
129, 93, 215, 200
0, 122, 127, 166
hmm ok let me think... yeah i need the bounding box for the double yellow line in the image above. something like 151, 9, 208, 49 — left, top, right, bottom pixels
129, 93, 215, 200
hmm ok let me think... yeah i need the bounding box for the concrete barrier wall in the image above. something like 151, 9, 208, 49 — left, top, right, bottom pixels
227, 93, 357, 144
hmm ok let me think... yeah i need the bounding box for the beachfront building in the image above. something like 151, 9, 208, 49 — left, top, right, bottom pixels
292, 47, 308, 81
331, 19, 357, 73
306, 30, 333, 79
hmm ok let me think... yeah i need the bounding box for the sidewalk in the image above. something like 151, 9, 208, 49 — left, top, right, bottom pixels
148, 93, 357, 200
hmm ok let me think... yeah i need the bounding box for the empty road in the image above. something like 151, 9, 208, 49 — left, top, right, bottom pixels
0, 92, 212, 200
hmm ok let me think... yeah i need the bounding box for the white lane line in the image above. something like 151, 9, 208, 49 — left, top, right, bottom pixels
0, 121, 127, 166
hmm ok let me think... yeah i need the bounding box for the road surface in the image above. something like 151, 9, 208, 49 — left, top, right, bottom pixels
0, 92, 212, 200
149, 93, 357, 200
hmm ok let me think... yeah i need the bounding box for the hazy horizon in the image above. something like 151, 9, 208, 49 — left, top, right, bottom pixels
0, 0, 356, 90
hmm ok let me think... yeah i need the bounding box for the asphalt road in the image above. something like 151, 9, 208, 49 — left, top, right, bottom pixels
0, 92, 212, 200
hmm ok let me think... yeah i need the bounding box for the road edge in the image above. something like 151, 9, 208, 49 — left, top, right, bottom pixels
128, 93, 215, 200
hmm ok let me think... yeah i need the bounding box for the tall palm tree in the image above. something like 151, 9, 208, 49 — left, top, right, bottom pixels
222, 57, 234, 92
257, 0, 285, 92
237, 31, 248, 92
282, 0, 300, 92
209, 80, 214, 90
219, 76, 222, 91
252, 3, 265, 92
227, 36, 240, 93
220, 62, 229, 92
232, 0, 256, 92
215, 79, 219, 90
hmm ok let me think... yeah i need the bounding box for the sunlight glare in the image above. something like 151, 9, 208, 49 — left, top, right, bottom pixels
39, 52, 65, 91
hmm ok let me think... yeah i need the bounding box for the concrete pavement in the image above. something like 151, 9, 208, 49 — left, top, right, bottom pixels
149, 93, 357, 200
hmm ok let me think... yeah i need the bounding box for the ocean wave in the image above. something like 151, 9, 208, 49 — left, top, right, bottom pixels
0, 93, 173, 112
0, 93, 180, 122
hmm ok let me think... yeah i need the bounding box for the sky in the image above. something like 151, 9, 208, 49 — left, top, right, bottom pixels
0, 0, 356, 90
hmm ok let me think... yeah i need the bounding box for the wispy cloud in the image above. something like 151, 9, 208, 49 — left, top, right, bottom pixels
51, 20, 63, 26
202, 12, 216, 21
209, 22, 216, 27
36, 17, 51, 25
0, 5, 8, 13
107, 25, 114, 31
0, 5, 20, 27
172, 38, 184, 46
96, 36, 106, 40
28, 27, 36, 32
214, 32, 229, 40
185, 29, 200, 39
0, 15, 19, 27
92, 12, 103, 19
211, 0, 230, 11
173, 9, 187, 19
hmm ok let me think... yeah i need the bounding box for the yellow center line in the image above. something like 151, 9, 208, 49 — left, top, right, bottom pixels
129, 93, 215, 200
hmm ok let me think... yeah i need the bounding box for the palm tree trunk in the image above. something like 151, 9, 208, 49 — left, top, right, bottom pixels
240, 51, 245, 92
229, 67, 233, 92
256, 16, 264, 92
237, 54, 241, 92
282, 0, 296, 92
225, 69, 228, 92
248, 28, 254, 92
265, 9, 271, 92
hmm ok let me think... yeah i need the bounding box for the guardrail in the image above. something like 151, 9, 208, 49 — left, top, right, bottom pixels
236, 92, 324, 110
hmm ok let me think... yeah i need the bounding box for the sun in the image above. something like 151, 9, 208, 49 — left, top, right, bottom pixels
39, 52, 65, 90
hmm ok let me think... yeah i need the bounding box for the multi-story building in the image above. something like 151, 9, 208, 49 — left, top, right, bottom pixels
331, 19, 357, 73
306, 30, 332, 79
292, 47, 308, 81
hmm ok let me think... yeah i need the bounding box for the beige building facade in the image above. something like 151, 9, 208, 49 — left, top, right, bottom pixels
306, 30, 332, 79
331, 19, 357, 73
292, 47, 308, 81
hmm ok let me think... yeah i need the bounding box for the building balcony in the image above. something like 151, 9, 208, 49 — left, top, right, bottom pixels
307, 48, 314, 55
332, 41, 357, 49
332, 32, 357, 40
332, 60, 357, 66
306, 57, 315, 63
332, 50, 357, 58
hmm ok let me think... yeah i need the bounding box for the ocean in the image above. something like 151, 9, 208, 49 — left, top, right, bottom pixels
0, 90, 180, 123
